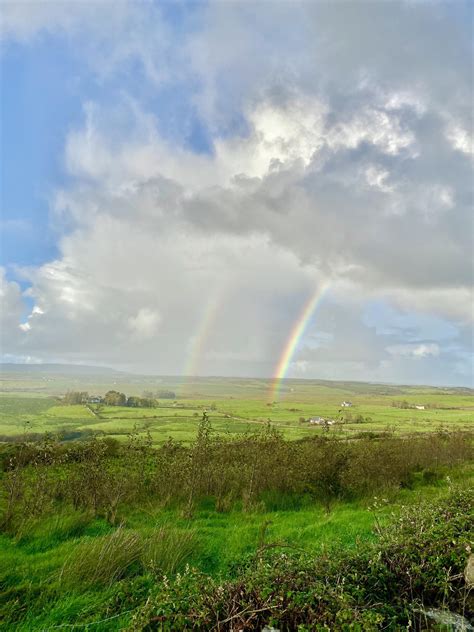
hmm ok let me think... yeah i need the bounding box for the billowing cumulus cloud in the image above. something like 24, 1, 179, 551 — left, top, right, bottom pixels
0, 269, 24, 343
1, 0, 472, 385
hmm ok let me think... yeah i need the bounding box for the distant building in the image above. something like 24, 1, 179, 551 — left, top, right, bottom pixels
309, 417, 336, 427
88, 396, 102, 404
415, 405, 425, 410
341, 401, 353, 407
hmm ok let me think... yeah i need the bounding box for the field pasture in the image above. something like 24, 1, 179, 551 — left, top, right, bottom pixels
0, 368, 472, 443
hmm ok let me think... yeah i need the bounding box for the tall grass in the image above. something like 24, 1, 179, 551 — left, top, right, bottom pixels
59, 524, 198, 588
60, 526, 142, 587
142, 526, 197, 575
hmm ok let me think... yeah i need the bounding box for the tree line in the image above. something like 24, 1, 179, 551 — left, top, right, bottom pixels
62, 389, 176, 408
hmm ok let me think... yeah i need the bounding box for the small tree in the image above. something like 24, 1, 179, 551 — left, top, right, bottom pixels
63, 391, 89, 405
127, 396, 141, 408
104, 390, 127, 406
157, 390, 176, 400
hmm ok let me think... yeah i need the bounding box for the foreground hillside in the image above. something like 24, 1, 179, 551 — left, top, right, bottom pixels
0, 412, 472, 630
129, 487, 474, 631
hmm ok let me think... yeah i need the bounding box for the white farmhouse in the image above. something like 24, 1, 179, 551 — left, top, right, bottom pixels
309, 417, 336, 426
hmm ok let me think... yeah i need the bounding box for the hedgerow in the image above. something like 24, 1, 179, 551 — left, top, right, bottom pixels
1, 420, 472, 531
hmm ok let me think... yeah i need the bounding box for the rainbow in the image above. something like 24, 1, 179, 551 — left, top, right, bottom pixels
269, 282, 331, 402
183, 294, 222, 379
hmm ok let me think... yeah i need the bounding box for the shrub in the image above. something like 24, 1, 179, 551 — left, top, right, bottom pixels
1, 427, 472, 529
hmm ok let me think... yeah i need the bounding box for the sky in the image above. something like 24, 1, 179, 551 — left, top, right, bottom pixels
0, 0, 472, 386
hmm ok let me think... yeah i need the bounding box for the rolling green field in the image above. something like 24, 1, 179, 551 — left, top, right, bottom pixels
0, 370, 472, 444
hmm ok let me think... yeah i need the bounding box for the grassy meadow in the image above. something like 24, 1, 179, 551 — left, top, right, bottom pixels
0, 370, 472, 444
0, 368, 473, 629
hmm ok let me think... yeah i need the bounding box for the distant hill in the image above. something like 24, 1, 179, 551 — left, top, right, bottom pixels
0, 365, 471, 394
0, 363, 122, 375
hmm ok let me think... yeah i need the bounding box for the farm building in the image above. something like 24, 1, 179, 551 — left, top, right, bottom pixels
415, 405, 425, 410
341, 401, 353, 407
309, 417, 335, 426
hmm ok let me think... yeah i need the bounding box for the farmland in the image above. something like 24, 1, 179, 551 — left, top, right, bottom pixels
0, 369, 472, 444
0, 368, 473, 630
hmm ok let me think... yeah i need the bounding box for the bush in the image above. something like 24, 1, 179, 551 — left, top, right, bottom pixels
1, 426, 472, 529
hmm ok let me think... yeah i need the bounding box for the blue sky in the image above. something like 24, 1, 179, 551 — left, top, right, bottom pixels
2, 38, 69, 266
0, 1, 472, 385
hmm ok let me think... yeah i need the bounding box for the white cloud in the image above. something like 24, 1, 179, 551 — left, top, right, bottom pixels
365, 166, 393, 193
387, 343, 440, 358
0, 353, 43, 364
1, 1, 95, 42
0, 268, 25, 341
128, 308, 161, 341
445, 121, 473, 156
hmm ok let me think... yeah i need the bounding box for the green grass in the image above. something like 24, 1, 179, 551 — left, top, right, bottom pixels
0, 471, 468, 630
0, 374, 471, 628
1, 378, 472, 443
1, 411, 472, 625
